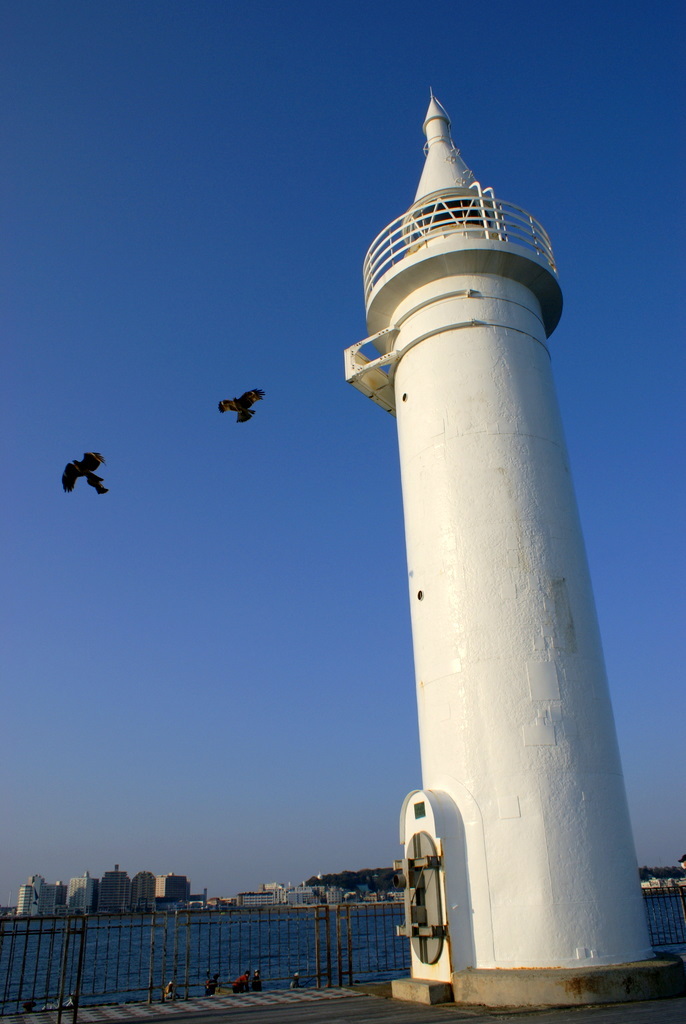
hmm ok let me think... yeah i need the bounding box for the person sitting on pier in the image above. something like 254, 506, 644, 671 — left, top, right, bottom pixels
232, 970, 250, 993
251, 970, 262, 992
204, 973, 219, 996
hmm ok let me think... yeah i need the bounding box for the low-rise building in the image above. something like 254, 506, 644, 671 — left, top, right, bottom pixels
261, 882, 288, 903
286, 885, 317, 905
236, 891, 277, 906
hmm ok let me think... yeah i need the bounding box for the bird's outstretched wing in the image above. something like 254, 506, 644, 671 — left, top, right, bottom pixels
80, 452, 106, 472
62, 463, 79, 492
218, 399, 238, 413
239, 389, 265, 408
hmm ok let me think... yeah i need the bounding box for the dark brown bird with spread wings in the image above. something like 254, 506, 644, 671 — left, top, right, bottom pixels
62, 452, 109, 494
218, 389, 265, 422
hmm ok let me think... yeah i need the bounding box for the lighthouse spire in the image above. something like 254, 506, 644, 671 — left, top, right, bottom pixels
414, 93, 475, 202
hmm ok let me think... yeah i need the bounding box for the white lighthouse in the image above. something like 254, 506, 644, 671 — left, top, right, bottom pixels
346, 97, 683, 1005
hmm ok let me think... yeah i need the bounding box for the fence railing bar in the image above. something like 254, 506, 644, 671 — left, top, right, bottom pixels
183, 912, 190, 1002
324, 907, 332, 988
335, 906, 343, 988
313, 908, 321, 989
56, 923, 68, 1024
71, 918, 87, 1024
346, 905, 353, 987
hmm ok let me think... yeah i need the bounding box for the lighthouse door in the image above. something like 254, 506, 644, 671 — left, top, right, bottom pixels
394, 830, 446, 965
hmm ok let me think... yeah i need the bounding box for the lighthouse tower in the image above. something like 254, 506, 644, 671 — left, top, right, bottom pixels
346, 98, 682, 1006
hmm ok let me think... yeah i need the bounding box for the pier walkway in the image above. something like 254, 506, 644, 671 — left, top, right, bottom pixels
4, 986, 685, 1024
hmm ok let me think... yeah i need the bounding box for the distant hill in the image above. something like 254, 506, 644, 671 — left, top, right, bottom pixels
312, 865, 686, 890
305, 867, 396, 893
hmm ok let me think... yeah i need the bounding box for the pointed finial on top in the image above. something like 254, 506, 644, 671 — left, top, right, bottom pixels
414, 94, 475, 203
423, 93, 451, 137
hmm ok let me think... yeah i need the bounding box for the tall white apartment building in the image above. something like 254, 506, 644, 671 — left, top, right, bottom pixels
37, 883, 57, 915
68, 871, 98, 913
16, 875, 44, 916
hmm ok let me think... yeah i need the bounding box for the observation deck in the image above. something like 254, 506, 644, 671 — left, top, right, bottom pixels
363, 188, 562, 339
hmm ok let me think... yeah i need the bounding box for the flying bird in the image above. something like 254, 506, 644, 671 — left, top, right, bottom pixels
218, 389, 265, 422
62, 452, 109, 494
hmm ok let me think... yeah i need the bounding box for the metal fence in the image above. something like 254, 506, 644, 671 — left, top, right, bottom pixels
2, 889, 684, 1019
641, 886, 686, 948
0, 903, 409, 1018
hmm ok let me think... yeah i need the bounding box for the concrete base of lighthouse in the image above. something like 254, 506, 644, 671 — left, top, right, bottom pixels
391, 978, 453, 1005
449, 955, 685, 1007
391, 955, 684, 1007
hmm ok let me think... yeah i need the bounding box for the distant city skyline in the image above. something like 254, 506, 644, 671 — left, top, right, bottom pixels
9, 852, 685, 913
2, 1, 683, 899
10, 868, 197, 913
7, 869, 403, 913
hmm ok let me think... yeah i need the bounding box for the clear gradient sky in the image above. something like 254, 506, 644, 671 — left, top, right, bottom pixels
2, 0, 684, 903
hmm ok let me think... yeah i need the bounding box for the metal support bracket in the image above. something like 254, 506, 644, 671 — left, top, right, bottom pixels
344, 327, 400, 416
345, 320, 494, 417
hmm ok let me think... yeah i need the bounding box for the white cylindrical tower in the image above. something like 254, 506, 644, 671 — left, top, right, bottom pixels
345, 97, 679, 1006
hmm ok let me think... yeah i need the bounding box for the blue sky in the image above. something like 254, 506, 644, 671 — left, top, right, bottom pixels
2, 0, 684, 902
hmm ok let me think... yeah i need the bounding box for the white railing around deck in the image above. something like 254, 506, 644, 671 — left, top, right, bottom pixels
363, 192, 557, 303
